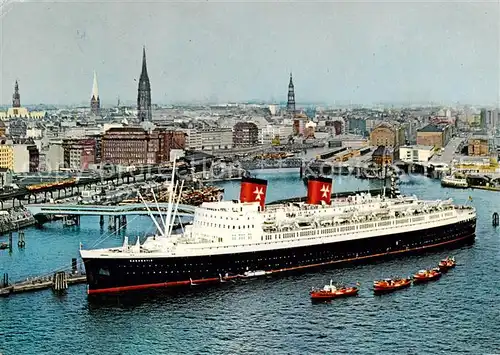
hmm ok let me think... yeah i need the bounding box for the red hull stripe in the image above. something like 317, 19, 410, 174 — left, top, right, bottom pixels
87, 233, 473, 295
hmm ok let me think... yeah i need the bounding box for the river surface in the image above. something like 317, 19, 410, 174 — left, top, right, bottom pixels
1, 170, 499, 354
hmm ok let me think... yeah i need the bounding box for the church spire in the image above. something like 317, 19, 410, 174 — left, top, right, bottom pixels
141, 46, 148, 78
90, 71, 100, 115
92, 70, 99, 99
286, 72, 295, 114
137, 46, 152, 122
12, 80, 20, 108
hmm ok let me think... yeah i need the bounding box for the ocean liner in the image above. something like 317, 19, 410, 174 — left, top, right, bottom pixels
80, 168, 476, 295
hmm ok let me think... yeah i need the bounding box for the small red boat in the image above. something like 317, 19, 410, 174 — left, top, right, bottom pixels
310, 280, 359, 301
373, 278, 411, 294
438, 257, 456, 272
413, 268, 442, 283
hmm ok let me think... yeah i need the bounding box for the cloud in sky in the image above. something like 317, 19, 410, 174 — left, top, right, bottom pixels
0, 1, 498, 106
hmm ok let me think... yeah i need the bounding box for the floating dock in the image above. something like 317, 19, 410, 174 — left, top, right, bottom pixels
0, 272, 87, 297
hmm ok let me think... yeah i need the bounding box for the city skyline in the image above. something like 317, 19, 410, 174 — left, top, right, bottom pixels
1, 1, 499, 107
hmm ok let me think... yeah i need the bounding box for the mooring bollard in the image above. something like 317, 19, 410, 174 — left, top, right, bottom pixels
17, 231, 25, 248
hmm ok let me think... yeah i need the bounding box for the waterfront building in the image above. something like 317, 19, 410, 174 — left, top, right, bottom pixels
369, 122, 405, 148
137, 47, 152, 122
399, 145, 434, 163
90, 71, 100, 116
372, 145, 393, 165
416, 123, 452, 149
328, 134, 368, 149
233, 122, 259, 147
468, 135, 490, 156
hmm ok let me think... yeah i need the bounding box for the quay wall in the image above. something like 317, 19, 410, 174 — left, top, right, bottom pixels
0, 207, 35, 235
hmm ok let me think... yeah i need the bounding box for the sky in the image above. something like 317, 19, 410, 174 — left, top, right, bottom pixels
0, 0, 499, 107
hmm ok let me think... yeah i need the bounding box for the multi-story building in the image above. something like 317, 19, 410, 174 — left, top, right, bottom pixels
200, 128, 232, 151
87, 134, 102, 163
182, 129, 202, 150
158, 130, 186, 161
260, 125, 293, 145
399, 145, 435, 163
480, 109, 499, 131
45, 140, 64, 172
0, 121, 6, 137
416, 124, 452, 148
102, 127, 162, 166
233, 122, 259, 147
12, 139, 39, 173
348, 117, 367, 136
369, 123, 405, 148
372, 145, 393, 165
62, 138, 96, 171
468, 135, 490, 156
8, 120, 27, 138
0, 142, 13, 171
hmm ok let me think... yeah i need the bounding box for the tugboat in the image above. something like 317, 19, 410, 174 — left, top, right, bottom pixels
310, 280, 359, 301
373, 278, 411, 294
438, 257, 456, 272
413, 268, 442, 284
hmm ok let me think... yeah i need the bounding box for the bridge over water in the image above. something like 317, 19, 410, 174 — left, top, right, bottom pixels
26, 203, 196, 218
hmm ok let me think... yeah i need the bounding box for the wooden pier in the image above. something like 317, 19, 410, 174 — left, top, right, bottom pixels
0, 272, 87, 297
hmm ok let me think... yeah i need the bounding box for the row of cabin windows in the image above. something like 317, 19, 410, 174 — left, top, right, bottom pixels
199, 212, 251, 221
197, 221, 255, 229
258, 216, 438, 242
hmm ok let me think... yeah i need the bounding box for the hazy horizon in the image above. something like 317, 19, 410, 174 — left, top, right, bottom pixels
1, 1, 499, 107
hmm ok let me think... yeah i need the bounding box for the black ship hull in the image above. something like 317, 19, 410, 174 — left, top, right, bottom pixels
82, 218, 476, 295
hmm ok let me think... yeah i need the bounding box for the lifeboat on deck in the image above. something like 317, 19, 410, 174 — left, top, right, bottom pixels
310, 280, 359, 301
373, 278, 411, 294
413, 268, 442, 283
438, 257, 456, 272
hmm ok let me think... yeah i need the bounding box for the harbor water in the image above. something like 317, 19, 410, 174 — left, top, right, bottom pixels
1, 170, 500, 354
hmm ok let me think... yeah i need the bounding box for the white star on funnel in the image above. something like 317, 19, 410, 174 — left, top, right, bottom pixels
253, 187, 264, 201
320, 184, 330, 198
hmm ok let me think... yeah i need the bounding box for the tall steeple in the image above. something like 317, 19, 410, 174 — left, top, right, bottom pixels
286, 72, 295, 114
12, 80, 20, 108
137, 46, 152, 122
90, 71, 100, 115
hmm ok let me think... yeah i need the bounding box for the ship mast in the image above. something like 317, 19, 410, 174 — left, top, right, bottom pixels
138, 191, 166, 237
167, 179, 185, 237
163, 158, 177, 236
